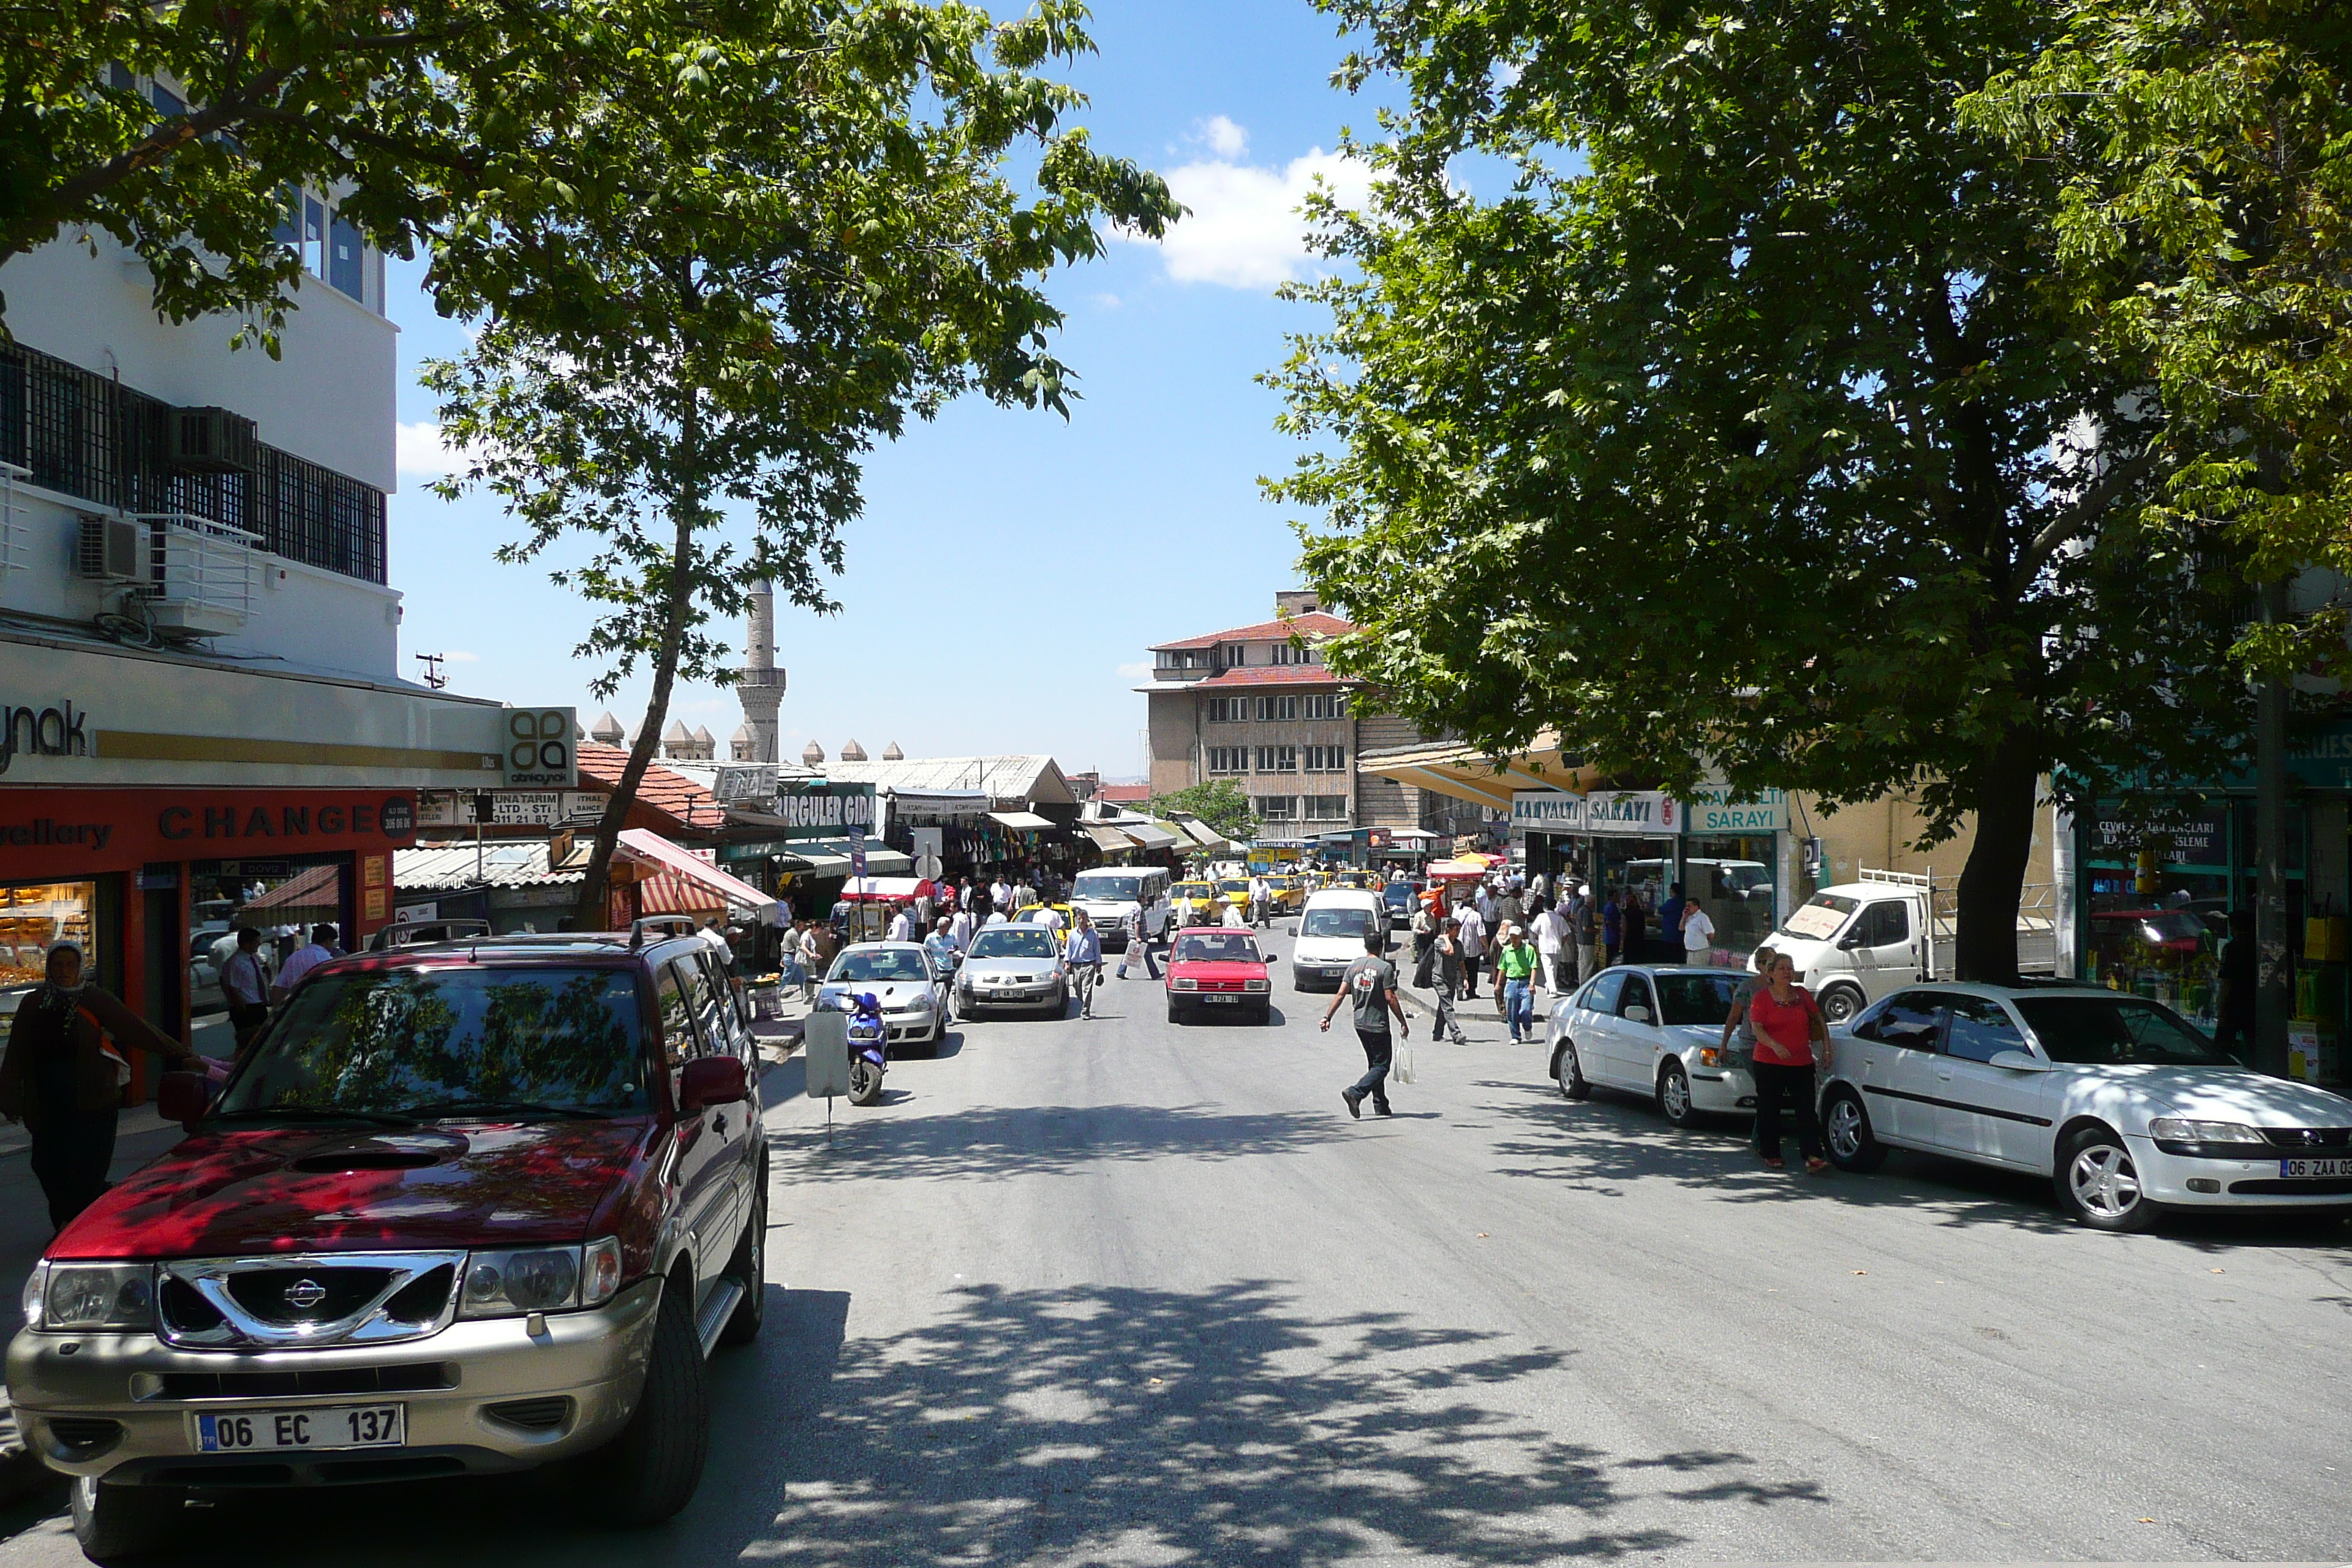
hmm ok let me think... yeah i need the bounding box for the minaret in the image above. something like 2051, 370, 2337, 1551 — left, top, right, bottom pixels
736, 581, 785, 764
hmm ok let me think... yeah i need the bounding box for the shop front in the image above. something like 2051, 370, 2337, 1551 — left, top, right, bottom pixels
712, 780, 888, 921
1680, 787, 1788, 960
1510, 790, 1588, 886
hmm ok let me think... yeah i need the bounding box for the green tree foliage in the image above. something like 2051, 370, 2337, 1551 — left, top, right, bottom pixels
0, 0, 581, 344
423, 0, 1176, 927
1269, 0, 2252, 978
1964, 0, 2352, 679
1150, 780, 1257, 842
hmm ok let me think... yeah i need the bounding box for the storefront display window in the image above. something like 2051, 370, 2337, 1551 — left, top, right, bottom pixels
1681, 834, 1778, 960
0, 881, 98, 1013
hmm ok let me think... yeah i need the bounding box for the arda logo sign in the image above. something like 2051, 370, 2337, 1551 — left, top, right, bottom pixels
503, 709, 577, 788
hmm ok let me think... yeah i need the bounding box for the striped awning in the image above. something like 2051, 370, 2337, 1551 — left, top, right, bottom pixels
614, 829, 776, 915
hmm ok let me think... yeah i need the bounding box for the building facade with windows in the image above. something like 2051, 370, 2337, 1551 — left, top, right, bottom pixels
1139, 592, 1428, 833
0, 130, 557, 1085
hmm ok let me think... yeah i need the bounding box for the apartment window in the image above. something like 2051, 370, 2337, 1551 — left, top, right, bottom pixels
1305, 745, 1347, 773
1255, 745, 1297, 774
1271, 642, 1322, 666
1157, 649, 1211, 671
1304, 692, 1349, 720
1206, 747, 1246, 776
1205, 696, 1244, 723
329, 214, 365, 300
1305, 795, 1349, 821
1255, 796, 1297, 821
1254, 695, 1300, 722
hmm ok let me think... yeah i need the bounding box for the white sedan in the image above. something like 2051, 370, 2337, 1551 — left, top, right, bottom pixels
1545, 966, 1756, 1126
1820, 982, 2352, 1231
818, 941, 950, 1055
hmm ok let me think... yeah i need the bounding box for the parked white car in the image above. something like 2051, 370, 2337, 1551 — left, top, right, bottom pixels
1820, 982, 2352, 1231
1288, 889, 1389, 992
1545, 965, 1756, 1126
818, 941, 950, 1052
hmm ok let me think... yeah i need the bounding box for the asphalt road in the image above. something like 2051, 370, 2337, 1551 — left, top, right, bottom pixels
1, 932, 2349, 1564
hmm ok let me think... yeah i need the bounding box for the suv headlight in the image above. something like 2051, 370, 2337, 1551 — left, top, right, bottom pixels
24, 1262, 155, 1332
460, 1238, 623, 1319
2148, 1118, 2266, 1145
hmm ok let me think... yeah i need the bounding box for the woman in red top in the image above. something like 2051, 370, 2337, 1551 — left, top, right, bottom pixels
1746, 952, 1829, 1173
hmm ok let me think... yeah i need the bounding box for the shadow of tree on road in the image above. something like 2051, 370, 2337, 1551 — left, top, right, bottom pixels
767, 1102, 1349, 1185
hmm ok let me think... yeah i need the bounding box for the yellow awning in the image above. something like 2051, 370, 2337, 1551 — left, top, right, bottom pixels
1354, 731, 1600, 810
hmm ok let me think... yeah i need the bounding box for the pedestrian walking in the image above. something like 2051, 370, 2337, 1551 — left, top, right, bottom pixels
1531, 901, 1569, 994
1495, 924, 1539, 1042
950, 904, 976, 954
219, 926, 273, 1056
1718, 945, 1774, 1071
796, 922, 823, 1003
271, 924, 339, 1003
1679, 896, 1716, 967
1456, 900, 1487, 998
1064, 911, 1104, 1019
1601, 889, 1624, 968
1659, 881, 1687, 953
1410, 899, 1437, 989
1221, 899, 1248, 929
1321, 930, 1410, 1118
1623, 889, 1648, 965
886, 902, 914, 943
1746, 952, 1830, 1173
0, 942, 197, 1230
1118, 904, 1158, 979
1575, 886, 1603, 981
1249, 872, 1271, 928
1431, 916, 1470, 1044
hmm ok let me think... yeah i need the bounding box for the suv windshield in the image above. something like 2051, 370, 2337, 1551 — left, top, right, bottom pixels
1074, 875, 1143, 902
829, 948, 932, 984
1302, 906, 1374, 939
1654, 971, 1743, 1025
2015, 997, 2234, 1066
969, 929, 1058, 960
219, 965, 648, 1118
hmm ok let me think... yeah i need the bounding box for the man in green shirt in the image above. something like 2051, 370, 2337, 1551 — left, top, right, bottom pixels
1495, 924, 1540, 1044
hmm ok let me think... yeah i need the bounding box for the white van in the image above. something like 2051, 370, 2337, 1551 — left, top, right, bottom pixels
1289, 889, 1390, 992
1766, 867, 2056, 1023
1069, 867, 1171, 949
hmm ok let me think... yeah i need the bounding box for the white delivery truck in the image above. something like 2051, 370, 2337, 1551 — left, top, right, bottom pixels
1765, 867, 2057, 1022
1068, 866, 1171, 950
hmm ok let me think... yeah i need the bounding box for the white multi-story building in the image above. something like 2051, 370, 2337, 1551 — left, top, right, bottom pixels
0, 162, 556, 1047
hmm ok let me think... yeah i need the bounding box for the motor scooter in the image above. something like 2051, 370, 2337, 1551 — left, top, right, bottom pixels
840, 990, 887, 1106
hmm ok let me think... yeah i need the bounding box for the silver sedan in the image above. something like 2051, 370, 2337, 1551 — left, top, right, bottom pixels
955, 925, 1069, 1019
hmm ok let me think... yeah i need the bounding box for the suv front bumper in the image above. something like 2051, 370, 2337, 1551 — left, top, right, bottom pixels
7, 1277, 662, 1486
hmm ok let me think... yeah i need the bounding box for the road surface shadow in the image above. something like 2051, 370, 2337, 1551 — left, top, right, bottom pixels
765, 1101, 1347, 1182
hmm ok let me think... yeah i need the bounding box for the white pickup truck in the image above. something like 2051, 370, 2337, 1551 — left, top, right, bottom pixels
1765, 868, 2057, 1023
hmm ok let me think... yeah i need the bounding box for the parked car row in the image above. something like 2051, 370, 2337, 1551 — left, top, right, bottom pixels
1544, 965, 2352, 1234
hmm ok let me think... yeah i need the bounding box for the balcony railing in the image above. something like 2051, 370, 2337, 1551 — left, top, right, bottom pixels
130, 511, 262, 633
0, 459, 28, 576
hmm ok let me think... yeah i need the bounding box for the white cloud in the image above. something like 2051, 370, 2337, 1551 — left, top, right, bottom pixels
1115, 661, 1154, 680
1136, 146, 1374, 290
394, 421, 480, 480
1196, 114, 1249, 159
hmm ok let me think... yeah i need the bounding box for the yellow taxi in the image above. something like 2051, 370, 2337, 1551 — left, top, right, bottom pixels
1264, 874, 1307, 915
1012, 902, 1077, 932
1169, 881, 1224, 925
1333, 870, 1377, 891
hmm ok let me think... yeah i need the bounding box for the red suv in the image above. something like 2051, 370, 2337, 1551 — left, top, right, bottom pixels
8, 927, 767, 1561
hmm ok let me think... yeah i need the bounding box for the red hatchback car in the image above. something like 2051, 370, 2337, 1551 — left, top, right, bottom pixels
1163, 926, 1275, 1025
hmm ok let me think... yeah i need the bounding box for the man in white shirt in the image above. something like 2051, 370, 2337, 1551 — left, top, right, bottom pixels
1475, 885, 1498, 928
1248, 874, 1270, 928
1221, 900, 1248, 929
949, 905, 976, 952
886, 905, 913, 943
1032, 903, 1065, 933
984, 908, 1009, 926
990, 877, 1011, 916
1531, 902, 1569, 993
1527, 870, 1547, 901
1681, 900, 1718, 966
1455, 902, 1488, 999
271, 924, 339, 1002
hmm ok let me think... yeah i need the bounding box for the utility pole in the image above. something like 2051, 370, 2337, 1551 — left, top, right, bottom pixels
415, 652, 448, 690
2254, 577, 2291, 1077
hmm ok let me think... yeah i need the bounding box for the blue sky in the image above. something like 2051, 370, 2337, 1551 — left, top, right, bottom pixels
387, 1, 1391, 782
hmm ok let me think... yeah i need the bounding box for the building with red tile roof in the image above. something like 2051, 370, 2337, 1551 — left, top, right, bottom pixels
575, 743, 731, 834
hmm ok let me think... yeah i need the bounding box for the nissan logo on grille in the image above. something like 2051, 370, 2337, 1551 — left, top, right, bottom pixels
284, 1278, 328, 1311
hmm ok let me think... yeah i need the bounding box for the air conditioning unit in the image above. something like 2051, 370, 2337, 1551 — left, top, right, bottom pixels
75, 515, 145, 581
165, 406, 259, 473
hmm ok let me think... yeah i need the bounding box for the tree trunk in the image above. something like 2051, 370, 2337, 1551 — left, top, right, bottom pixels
576, 407, 705, 930
1952, 734, 2040, 984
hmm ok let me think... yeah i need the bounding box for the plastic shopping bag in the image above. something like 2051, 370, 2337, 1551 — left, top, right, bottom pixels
1391, 1045, 1417, 1085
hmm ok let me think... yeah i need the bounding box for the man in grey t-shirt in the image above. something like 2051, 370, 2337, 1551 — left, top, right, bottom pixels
1320, 930, 1411, 1117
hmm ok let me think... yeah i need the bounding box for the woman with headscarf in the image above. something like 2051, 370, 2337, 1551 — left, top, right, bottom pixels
0, 943, 197, 1230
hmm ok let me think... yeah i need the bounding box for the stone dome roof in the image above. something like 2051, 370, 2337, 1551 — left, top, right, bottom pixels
589, 711, 624, 743
691, 725, 715, 745
731, 723, 753, 741
802, 739, 826, 765
881, 742, 904, 761
663, 719, 692, 742
840, 738, 868, 762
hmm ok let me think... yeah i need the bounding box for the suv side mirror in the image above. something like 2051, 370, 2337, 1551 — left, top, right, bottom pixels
679, 1056, 748, 1112
159, 1071, 211, 1131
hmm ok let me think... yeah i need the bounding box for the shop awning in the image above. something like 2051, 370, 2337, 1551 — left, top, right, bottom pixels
614, 829, 777, 916
1126, 821, 1183, 850
1355, 731, 1601, 810
1174, 819, 1226, 850
987, 810, 1055, 832
239, 863, 343, 924
787, 839, 912, 876
1083, 823, 1139, 853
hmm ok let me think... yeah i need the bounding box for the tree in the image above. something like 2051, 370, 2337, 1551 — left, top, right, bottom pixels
1269, 0, 2251, 979
423, 0, 1175, 928
1962, 0, 2352, 679
1150, 780, 1256, 843
0, 0, 587, 344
